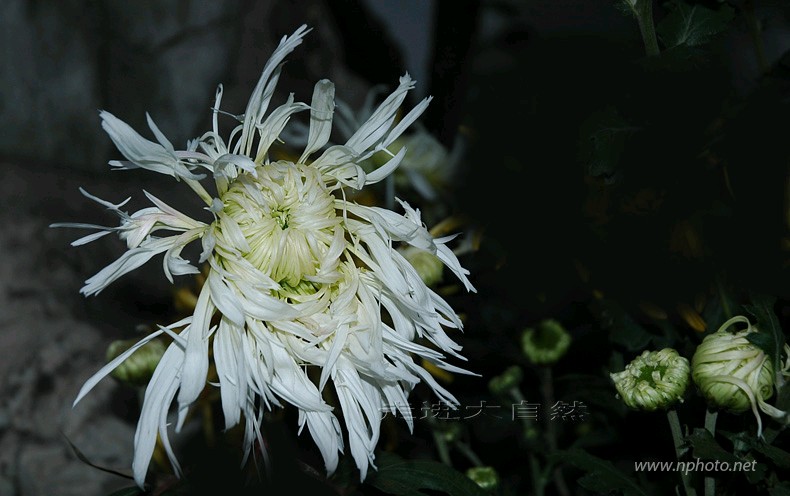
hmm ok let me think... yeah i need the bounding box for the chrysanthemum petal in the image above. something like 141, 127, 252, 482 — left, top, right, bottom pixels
100, 111, 205, 181
239, 24, 311, 156
299, 79, 336, 163
176, 283, 216, 430
133, 330, 188, 486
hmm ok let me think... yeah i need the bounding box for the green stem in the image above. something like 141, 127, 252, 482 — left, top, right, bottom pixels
454, 441, 484, 467
510, 387, 547, 496
539, 367, 571, 496
667, 409, 697, 496
742, 1, 768, 74
432, 429, 453, 466
529, 453, 545, 496
635, 0, 660, 57
704, 409, 718, 436
704, 410, 718, 496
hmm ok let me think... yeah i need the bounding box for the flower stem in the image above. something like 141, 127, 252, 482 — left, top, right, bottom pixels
529, 453, 545, 496
539, 367, 571, 496
510, 387, 547, 496
454, 440, 484, 467
200, 395, 216, 448
742, 0, 768, 74
667, 409, 697, 496
432, 429, 453, 466
704, 409, 718, 496
634, 0, 660, 57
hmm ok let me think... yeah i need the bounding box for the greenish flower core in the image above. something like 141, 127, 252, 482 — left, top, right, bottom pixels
214, 161, 342, 299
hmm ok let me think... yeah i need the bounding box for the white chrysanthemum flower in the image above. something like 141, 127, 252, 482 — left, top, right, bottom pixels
53, 25, 476, 487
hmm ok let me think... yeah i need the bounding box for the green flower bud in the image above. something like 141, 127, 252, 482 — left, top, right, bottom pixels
466, 466, 499, 491
523, 426, 540, 441
610, 348, 689, 411
488, 365, 523, 396
106, 337, 167, 387
692, 315, 787, 437
440, 422, 463, 443
521, 319, 571, 365
401, 246, 444, 287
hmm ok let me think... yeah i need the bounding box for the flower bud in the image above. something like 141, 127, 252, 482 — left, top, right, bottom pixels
488, 365, 523, 396
106, 337, 167, 387
521, 319, 571, 366
401, 246, 444, 287
691, 315, 786, 437
610, 348, 689, 411
466, 466, 499, 491
439, 422, 463, 443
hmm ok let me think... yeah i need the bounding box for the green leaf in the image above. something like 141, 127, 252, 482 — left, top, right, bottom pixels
770, 481, 790, 496
687, 428, 740, 464
703, 279, 738, 330
106, 488, 143, 496
578, 106, 637, 182
720, 430, 790, 469
657, 1, 735, 49
754, 443, 790, 469
555, 373, 627, 417
552, 448, 649, 496
591, 298, 655, 352
744, 293, 787, 389
367, 453, 487, 496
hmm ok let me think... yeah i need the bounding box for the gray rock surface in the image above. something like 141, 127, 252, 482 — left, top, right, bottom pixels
0, 161, 140, 496
1, 0, 245, 173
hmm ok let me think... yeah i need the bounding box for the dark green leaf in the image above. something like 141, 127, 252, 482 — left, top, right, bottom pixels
657, 1, 735, 49
744, 293, 786, 389
687, 428, 740, 464
754, 443, 790, 470
367, 453, 487, 496
555, 373, 627, 417
720, 430, 790, 468
552, 448, 649, 496
106, 488, 143, 496
591, 298, 655, 352
770, 481, 790, 496
578, 106, 638, 182
703, 280, 738, 331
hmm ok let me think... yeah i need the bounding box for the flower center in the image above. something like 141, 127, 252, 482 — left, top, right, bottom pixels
217, 161, 341, 288
637, 364, 667, 387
